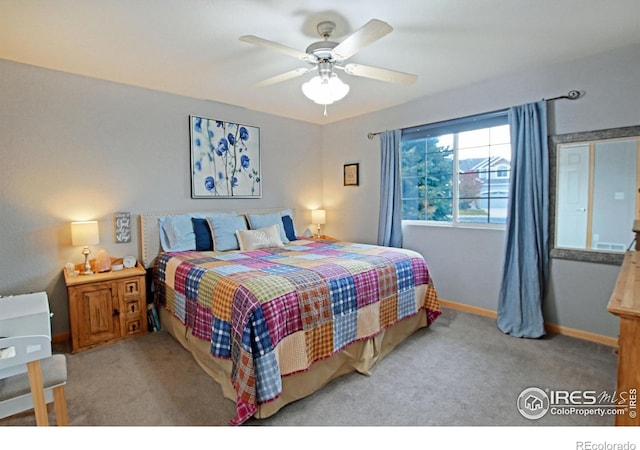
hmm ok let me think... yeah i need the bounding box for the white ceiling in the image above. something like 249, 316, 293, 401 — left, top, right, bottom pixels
1, 0, 640, 125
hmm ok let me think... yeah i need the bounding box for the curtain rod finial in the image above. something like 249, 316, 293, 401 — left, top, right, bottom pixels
567, 90, 582, 100
545, 89, 585, 102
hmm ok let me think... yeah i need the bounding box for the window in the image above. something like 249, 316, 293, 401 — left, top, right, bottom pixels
400, 111, 511, 225
496, 164, 509, 178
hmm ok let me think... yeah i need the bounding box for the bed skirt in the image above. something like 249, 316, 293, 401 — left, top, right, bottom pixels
158, 284, 431, 421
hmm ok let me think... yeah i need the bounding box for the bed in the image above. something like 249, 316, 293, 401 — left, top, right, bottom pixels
140, 208, 441, 425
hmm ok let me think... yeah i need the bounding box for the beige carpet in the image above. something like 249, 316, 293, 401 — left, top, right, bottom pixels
1, 308, 619, 427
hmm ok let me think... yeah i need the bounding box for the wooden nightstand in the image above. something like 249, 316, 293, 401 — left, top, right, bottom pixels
64, 262, 147, 353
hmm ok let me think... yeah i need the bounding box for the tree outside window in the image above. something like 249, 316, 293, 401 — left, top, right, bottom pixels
400, 120, 511, 225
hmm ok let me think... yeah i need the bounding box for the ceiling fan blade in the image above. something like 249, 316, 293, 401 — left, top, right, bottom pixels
343, 63, 417, 85
254, 68, 310, 87
332, 19, 393, 61
239, 35, 315, 62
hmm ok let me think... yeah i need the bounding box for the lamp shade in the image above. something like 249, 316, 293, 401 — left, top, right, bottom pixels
71, 221, 100, 246
302, 74, 349, 105
311, 209, 326, 225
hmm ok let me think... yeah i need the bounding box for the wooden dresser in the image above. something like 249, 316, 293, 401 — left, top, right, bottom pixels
608, 248, 640, 426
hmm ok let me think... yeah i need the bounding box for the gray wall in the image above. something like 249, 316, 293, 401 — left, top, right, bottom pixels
0, 59, 323, 335
2, 42, 639, 340
321, 43, 640, 339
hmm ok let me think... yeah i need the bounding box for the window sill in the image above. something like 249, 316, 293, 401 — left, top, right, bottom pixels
402, 220, 505, 231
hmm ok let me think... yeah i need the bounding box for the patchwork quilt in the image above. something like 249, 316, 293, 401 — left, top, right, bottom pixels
154, 239, 441, 425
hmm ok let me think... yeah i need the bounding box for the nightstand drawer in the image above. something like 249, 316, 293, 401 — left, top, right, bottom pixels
125, 318, 144, 335
123, 279, 141, 297
124, 298, 143, 316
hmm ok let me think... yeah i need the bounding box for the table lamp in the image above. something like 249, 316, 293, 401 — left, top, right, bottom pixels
311, 209, 326, 238
71, 221, 100, 275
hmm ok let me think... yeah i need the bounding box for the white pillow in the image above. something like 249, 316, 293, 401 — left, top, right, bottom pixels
246, 212, 290, 243
236, 224, 284, 251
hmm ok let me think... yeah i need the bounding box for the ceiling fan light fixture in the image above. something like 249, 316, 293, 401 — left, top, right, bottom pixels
302, 73, 350, 105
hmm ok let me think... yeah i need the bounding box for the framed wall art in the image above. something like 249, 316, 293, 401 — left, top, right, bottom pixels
344, 163, 359, 186
190, 115, 261, 198
113, 212, 131, 243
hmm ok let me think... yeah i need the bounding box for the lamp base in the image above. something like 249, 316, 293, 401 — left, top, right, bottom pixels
316, 224, 321, 239
80, 247, 93, 275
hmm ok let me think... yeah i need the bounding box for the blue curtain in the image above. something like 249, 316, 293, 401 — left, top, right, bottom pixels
378, 130, 403, 247
497, 101, 548, 338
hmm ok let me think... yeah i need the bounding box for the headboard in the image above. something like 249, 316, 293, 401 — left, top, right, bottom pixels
139, 208, 297, 268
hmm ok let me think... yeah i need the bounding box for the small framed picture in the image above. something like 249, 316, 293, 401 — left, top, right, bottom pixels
113, 212, 131, 243
344, 163, 359, 186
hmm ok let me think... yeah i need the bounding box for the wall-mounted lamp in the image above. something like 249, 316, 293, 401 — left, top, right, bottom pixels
311, 209, 326, 239
71, 221, 99, 275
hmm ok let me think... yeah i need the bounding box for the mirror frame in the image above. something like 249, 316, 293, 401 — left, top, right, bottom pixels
549, 124, 640, 265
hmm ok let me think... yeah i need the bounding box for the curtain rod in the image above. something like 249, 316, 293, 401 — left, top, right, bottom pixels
367, 89, 584, 140
544, 89, 583, 101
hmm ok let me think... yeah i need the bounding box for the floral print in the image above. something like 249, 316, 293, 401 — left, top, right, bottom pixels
191, 116, 261, 197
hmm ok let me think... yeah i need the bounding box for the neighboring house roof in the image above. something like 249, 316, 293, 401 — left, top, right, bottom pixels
460, 156, 510, 173
458, 158, 486, 172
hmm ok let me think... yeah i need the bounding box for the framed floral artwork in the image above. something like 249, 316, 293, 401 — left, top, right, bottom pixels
190, 115, 261, 198
344, 163, 359, 186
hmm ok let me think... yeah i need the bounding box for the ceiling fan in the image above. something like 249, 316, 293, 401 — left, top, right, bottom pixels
239, 19, 417, 113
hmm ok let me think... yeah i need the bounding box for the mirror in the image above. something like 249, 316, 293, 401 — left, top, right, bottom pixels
549, 125, 640, 265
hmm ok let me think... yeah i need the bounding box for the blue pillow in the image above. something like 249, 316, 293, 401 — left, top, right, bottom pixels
159, 212, 237, 252
280, 209, 298, 237
159, 215, 196, 251
192, 218, 213, 251
206, 215, 248, 251
281, 215, 297, 242
247, 213, 289, 243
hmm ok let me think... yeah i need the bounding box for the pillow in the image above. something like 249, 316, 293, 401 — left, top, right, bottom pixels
206, 214, 248, 251
247, 213, 289, 243
280, 208, 298, 239
158, 212, 237, 252
236, 224, 284, 251
281, 215, 297, 242
191, 218, 213, 251
159, 215, 196, 252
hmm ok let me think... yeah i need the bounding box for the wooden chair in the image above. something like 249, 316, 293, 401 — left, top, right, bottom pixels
0, 292, 68, 425
0, 335, 68, 425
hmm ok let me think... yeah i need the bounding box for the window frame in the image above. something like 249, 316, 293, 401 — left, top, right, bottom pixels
400, 109, 510, 229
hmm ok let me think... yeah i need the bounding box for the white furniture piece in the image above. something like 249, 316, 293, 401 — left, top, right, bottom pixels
0, 292, 68, 425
